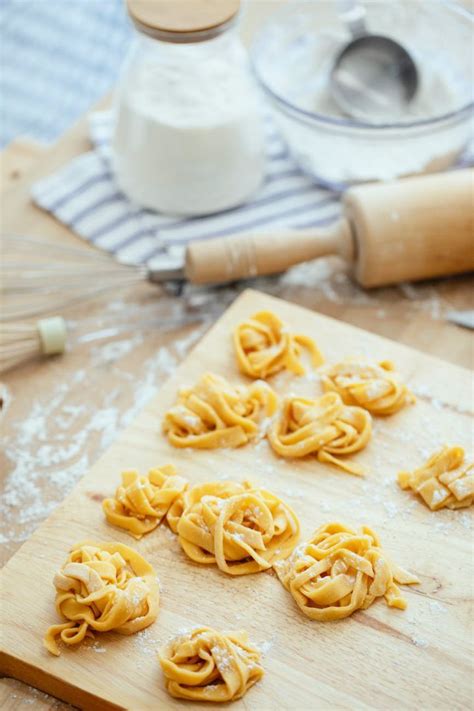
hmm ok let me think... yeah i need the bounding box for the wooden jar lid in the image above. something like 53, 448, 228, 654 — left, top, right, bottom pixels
127, 0, 240, 41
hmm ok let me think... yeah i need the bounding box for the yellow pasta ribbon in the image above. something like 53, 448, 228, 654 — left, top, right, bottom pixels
274, 522, 419, 621
44, 542, 159, 656
166, 480, 242, 535
159, 626, 264, 702
268, 392, 371, 476
163, 372, 278, 449
102, 464, 188, 539
234, 310, 323, 379
172, 480, 300, 575
398, 445, 473, 510
320, 358, 415, 416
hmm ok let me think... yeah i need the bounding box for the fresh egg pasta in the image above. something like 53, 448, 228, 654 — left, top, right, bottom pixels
398, 445, 473, 510
159, 626, 264, 702
275, 522, 419, 621
320, 358, 414, 415
163, 372, 278, 449
44, 542, 159, 655
234, 310, 323, 378
170, 480, 300, 575
268, 392, 371, 475
103, 464, 188, 538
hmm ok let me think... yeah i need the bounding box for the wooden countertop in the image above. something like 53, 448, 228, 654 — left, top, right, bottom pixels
0, 5, 473, 702
2, 288, 473, 711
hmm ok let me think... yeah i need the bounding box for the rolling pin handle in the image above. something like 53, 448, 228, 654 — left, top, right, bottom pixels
185, 218, 354, 285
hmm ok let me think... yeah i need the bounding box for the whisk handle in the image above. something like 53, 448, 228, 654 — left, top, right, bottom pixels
37, 317, 67, 355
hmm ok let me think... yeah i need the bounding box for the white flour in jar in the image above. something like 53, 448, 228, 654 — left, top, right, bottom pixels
113, 44, 265, 216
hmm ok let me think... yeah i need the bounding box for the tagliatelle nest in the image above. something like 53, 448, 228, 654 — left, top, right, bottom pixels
159, 626, 264, 702
267, 392, 372, 476
234, 310, 323, 379
44, 542, 159, 655
274, 522, 419, 621
168, 480, 300, 575
163, 372, 278, 449
320, 358, 415, 416
102, 464, 188, 538
398, 445, 473, 510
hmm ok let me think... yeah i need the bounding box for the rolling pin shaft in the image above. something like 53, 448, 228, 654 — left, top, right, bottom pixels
184, 169, 474, 287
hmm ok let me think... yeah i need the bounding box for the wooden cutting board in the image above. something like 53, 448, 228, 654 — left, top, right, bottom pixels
1, 289, 472, 711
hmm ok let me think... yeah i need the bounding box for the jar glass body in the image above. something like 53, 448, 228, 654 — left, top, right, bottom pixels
112, 26, 265, 216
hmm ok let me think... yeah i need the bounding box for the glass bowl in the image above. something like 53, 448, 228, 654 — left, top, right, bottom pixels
251, 0, 473, 190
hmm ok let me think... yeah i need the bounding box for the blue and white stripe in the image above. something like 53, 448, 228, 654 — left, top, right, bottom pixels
0, 0, 132, 147
32, 111, 342, 265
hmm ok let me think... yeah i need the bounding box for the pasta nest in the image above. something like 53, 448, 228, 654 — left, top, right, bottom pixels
44, 542, 159, 655
274, 522, 419, 621
159, 626, 264, 702
320, 358, 415, 416
102, 464, 188, 539
234, 310, 323, 378
398, 445, 473, 510
163, 372, 278, 449
169, 480, 300, 575
268, 392, 372, 476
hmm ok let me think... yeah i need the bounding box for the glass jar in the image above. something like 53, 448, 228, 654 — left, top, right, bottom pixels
112, 0, 265, 216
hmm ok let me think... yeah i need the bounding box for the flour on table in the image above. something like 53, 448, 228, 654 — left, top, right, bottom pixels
0, 316, 210, 544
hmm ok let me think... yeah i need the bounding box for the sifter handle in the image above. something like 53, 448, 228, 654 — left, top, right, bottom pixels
185, 218, 354, 285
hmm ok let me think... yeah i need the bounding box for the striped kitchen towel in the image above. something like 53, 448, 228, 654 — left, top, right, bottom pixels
31, 111, 341, 266
0, 0, 131, 147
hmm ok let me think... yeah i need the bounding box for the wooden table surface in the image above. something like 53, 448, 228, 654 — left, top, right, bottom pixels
0, 2, 473, 706
1, 126, 472, 711
2, 289, 473, 711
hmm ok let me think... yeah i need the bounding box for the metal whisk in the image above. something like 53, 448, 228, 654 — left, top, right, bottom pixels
0, 235, 183, 322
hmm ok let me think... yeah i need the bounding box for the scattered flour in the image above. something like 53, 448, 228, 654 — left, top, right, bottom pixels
0, 317, 210, 545
256, 637, 275, 656
2, 678, 72, 708
411, 636, 430, 649
92, 333, 144, 364
429, 601, 447, 614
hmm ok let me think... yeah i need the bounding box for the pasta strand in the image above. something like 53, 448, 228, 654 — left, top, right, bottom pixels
102, 465, 188, 539
398, 445, 473, 510
320, 358, 414, 416
268, 392, 371, 476
234, 310, 323, 378
163, 373, 278, 449
44, 542, 159, 655
275, 522, 419, 621
171, 480, 300, 575
159, 626, 264, 702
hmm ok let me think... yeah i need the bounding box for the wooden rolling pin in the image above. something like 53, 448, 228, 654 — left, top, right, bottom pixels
184, 169, 473, 288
